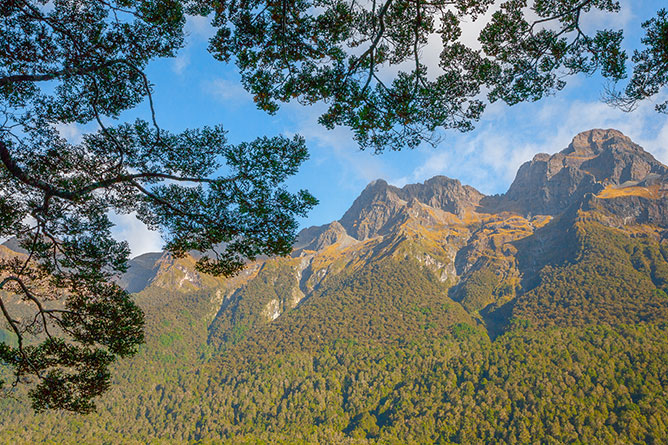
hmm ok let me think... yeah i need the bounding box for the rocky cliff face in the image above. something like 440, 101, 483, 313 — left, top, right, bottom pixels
319, 175, 484, 244
501, 129, 668, 215
400, 176, 484, 216
305, 129, 667, 250
338, 179, 407, 240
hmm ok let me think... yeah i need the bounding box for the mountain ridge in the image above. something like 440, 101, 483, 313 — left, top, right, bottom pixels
2, 128, 665, 330
195, 128, 668, 347
297, 128, 667, 249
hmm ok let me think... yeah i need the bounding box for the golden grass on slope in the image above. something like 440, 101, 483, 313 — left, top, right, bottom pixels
151, 254, 231, 291
597, 184, 664, 199
531, 215, 552, 229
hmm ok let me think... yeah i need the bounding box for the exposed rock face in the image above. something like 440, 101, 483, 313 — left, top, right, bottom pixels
400, 176, 484, 216
337, 176, 485, 241
293, 224, 329, 250
502, 129, 668, 215
568, 129, 664, 183
288, 130, 667, 314
339, 179, 406, 240
1, 238, 28, 255
120, 252, 226, 293
119, 252, 164, 293
587, 194, 668, 229
294, 221, 356, 253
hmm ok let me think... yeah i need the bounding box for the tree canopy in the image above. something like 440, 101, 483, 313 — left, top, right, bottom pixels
0, 0, 666, 412
0, 0, 316, 411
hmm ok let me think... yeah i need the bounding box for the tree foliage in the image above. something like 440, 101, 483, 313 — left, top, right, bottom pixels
200, 0, 665, 151
0, 0, 315, 412
606, 8, 668, 112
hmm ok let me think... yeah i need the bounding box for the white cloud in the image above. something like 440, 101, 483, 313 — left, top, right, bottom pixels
535, 93, 668, 163
53, 123, 84, 144
390, 129, 540, 195
110, 212, 163, 258
397, 90, 668, 196
172, 52, 191, 75
581, 0, 635, 33
185, 14, 215, 41
171, 15, 215, 75
287, 103, 394, 190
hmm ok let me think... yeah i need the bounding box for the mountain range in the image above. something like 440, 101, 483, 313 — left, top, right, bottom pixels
114, 128, 668, 337
0, 129, 667, 443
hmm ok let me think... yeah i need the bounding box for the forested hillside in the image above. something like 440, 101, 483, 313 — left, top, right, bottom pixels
0, 129, 667, 443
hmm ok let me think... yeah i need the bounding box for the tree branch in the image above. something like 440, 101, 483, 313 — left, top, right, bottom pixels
0, 139, 226, 202
0, 59, 127, 86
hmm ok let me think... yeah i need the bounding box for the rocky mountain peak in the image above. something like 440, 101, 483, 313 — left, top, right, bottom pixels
290, 128, 666, 256
565, 129, 634, 156
354, 179, 401, 203
502, 129, 667, 215
339, 179, 406, 240
293, 220, 355, 253
336, 176, 485, 241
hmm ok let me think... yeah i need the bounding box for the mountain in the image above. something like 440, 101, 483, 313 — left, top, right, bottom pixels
0, 129, 667, 443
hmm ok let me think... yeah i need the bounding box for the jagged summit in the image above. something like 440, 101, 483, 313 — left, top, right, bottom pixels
336, 175, 485, 241
565, 128, 634, 155
502, 129, 668, 215
296, 128, 668, 248
298, 128, 667, 250
401, 175, 484, 215
338, 179, 406, 240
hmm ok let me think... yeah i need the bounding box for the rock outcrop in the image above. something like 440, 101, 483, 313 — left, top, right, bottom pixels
339, 179, 407, 240
325, 176, 485, 241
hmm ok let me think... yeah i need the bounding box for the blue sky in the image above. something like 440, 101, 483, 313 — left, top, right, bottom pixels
101, 1, 668, 256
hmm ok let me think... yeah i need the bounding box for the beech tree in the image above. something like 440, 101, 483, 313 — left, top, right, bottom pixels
0, 0, 665, 412
0, 0, 315, 412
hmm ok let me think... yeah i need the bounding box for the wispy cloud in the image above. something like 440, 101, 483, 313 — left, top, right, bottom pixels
288, 103, 394, 191
53, 122, 84, 144
170, 15, 215, 75
110, 212, 163, 258
185, 14, 215, 40
389, 130, 540, 194
582, 0, 635, 33
172, 52, 191, 75
532, 93, 668, 164
205, 78, 254, 105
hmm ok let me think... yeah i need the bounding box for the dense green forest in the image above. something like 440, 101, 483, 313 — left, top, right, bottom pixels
0, 216, 667, 443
